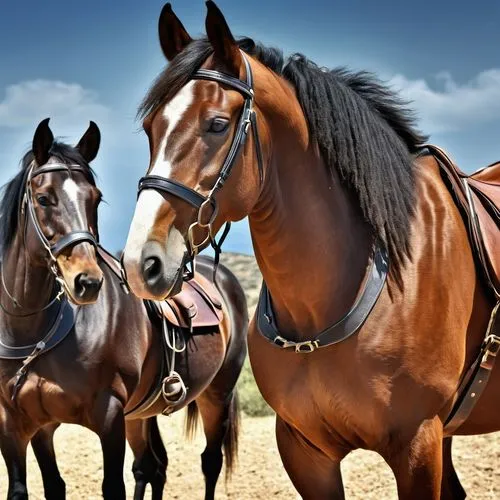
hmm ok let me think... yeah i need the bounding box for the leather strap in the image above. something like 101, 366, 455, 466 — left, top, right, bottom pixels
0, 298, 78, 360
444, 301, 500, 434
50, 231, 97, 257
31, 164, 86, 177
125, 331, 167, 418
423, 145, 499, 298
257, 243, 389, 352
138, 176, 209, 209
194, 69, 254, 99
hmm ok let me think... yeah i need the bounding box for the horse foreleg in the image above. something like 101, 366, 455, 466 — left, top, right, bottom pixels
275, 416, 346, 500
126, 417, 167, 500
31, 423, 66, 500
92, 392, 126, 500
0, 410, 30, 500
384, 417, 444, 500
440, 436, 466, 500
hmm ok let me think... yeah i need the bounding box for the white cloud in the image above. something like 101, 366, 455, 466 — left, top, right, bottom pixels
0, 80, 110, 130
390, 69, 500, 133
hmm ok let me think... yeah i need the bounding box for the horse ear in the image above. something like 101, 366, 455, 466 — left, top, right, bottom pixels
32, 118, 54, 166
158, 3, 193, 61
76, 121, 101, 163
205, 0, 241, 75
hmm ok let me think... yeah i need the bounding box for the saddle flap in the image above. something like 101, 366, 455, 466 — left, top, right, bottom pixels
156, 274, 224, 329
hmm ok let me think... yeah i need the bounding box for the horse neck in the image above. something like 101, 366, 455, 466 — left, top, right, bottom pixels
0, 232, 57, 343
249, 78, 372, 339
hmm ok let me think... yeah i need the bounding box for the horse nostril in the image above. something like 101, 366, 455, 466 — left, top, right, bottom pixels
75, 273, 102, 298
142, 256, 163, 286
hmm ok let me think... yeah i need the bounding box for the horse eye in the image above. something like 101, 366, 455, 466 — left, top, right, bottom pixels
208, 117, 229, 134
36, 195, 51, 207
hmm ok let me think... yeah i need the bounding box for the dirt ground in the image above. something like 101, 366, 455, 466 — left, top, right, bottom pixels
1, 411, 499, 499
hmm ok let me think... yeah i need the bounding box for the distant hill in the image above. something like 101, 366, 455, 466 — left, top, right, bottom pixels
219, 252, 262, 315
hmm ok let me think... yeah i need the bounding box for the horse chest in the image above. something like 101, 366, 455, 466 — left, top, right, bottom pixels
249, 329, 367, 446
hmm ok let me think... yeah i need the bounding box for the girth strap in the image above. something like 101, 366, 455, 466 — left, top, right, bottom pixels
444, 301, 500, 434
257, 243, 389, 352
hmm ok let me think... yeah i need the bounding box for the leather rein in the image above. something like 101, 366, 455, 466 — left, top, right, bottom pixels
0, 161, 97, 399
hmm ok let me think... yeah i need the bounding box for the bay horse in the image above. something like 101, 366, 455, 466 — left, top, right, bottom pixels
0, 118, 248, 499
122, 2, 500, 499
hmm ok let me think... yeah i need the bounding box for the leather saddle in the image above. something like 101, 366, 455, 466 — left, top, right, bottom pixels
97, 247, 224, 330
424, 144, 500, 296
153, 274, 224, 330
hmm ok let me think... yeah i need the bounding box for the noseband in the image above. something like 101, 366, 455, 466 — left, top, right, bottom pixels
137, 52, 264, 279
1, 162, 98, 315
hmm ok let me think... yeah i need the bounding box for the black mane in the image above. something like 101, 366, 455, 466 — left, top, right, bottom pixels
139, 37, 428, 274
0, 141, 96, 255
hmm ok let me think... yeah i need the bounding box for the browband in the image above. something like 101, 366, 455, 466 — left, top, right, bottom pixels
30, 163, 86, 178
193, 69, 254, 99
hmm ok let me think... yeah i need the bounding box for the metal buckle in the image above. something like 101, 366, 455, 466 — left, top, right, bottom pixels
197, 198, 218, 228
187, 221, 210, 254
481, 334, 500, 365
243, 108, 253, 134
294, 341, 319, 353
273, 335, 319, 353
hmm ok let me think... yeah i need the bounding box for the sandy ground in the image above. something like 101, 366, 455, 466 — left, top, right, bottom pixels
0, 412, 499, 499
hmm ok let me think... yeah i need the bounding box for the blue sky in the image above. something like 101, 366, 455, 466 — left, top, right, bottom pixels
1, 0, 499, 255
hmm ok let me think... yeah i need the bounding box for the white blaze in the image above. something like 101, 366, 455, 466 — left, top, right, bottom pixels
62, 177, 85, 227
125, 81, 195, 261
150, 80, 196, 177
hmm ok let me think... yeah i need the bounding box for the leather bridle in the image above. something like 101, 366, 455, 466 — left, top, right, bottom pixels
1, 162, 98, 315
24, 162, 98, 261
137, 51, 264, 279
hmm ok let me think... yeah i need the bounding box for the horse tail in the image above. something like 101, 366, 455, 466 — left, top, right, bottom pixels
185, 401, 199, 440
224, 390, 240, 479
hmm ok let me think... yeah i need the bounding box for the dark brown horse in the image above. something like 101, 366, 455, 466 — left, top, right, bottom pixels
122, 2, 499, 499
0, 118, 248, 499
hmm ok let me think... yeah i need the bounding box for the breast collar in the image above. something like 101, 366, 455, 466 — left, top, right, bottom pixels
257, 243, 389, 353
